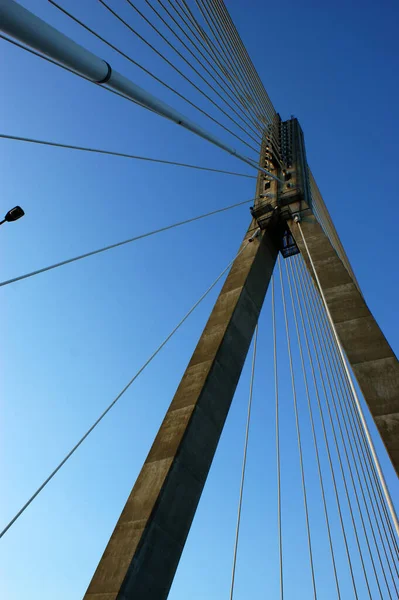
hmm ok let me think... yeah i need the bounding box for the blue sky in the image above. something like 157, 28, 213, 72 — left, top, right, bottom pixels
1, 0, 398, 598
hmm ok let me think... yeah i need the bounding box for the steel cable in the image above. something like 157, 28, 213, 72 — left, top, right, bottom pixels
286, 258, 341, 599
204, 0, 276, 121
49, 0, 260, 155
194, 0, 269, 118
133, 0, 266, 145
0, 133, 256, 178
214, 0, 276, 124
203, 0, 283, 164
271, 274, 284, 599
0, 198, 256, 288
297, 256, 398, 598
171, 0, 276, 146
296, 220, 399, 540
119, 0, 263, 147
194, 0, 276, 139
176, 0, 281, 155
299, 248, 399, 561
291, 256, 359, 599
278, 256, 317, 599
200, 0, 271, 120
295, 255, 375, 599
295, 256, 384, 599
196, 0, 281, 165
297, 256, 399, 593
2, 26, 281, 182
99, 0, 261, 152
0, 34, 159, 113
153, 0, 268, 138
229, 324, 258, 600
0, 239, 251, 540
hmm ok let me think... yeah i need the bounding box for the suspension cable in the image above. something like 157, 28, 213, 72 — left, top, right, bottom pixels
295, 219, 399, 539
0, 199, 255, 288
0, 239, 251, 540
229, 324, 258, 600
278, 256, 317, 599
271, 275, 283, 600
286, 258, 341, 598
0, 133, 256, 178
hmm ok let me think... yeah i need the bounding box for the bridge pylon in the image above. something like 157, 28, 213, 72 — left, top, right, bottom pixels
83, 118, 399, 599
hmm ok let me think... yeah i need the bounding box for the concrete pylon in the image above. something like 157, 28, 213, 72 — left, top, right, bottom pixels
84, 115, 398, 600
83, 220, 280, 600
289, 215, 399, 476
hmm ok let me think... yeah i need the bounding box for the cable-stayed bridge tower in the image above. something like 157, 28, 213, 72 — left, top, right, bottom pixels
0, 1, 398, 599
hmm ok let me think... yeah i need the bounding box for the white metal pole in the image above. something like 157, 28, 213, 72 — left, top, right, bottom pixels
0, 0, 283, 182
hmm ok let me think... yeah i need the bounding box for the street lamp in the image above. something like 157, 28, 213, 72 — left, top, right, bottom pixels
0, 206, 25, 226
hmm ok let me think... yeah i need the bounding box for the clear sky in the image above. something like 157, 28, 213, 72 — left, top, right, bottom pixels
1, 0, 398, 599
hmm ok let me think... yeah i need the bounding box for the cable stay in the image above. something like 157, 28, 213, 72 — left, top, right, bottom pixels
0, 134, 256, 179
272, 274, 284, 599
290, 256, 360, 598
49, 0, 261, 156
294, 258, 394, 599
0, 239, 252, 540
229, 324, 258, 600
278, 256, 318, 600
112, 0, 264, 146
194, 0, 276, 132
223, 252, 399, 599
0, 199, 255, 288
0, 33, 161, 114
2, 3, 399, 598
100, 0, 263, 149
193, 0, 283, 164
160, 0, 277, 146
270, 254, 399, 598
195, 0, 266, 116
296, 220, 399, 541
1, 3, 283, 182
143, 0, 267, 140
285, 258, 341, 599
299, 255, 375, 599
295, 256, 399, 596
214, 0, 276, 120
